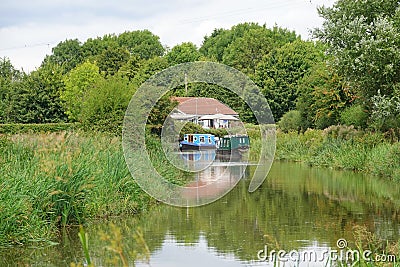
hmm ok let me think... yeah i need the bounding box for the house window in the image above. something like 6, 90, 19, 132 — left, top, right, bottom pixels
200, 136, 205, 143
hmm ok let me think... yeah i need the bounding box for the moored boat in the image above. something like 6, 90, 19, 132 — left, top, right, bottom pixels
216, 135, 250, 156
179, 133, 217, 151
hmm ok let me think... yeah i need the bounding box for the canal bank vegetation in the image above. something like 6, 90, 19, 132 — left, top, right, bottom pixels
274, 126, 400, 181
0, 131, 190, 247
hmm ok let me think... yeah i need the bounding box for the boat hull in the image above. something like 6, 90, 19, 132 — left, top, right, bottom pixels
180, 143, 216, 151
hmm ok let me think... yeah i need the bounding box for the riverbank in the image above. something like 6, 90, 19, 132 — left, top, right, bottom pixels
1, 126, 399, 247
0, 131, 187, 247
275, 125, 400, 181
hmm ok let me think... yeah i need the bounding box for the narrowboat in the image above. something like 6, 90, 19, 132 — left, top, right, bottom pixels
179, 133, 217, 151
216, 135, 250, 155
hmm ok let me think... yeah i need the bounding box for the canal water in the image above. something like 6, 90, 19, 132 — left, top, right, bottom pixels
2, 161, 400, 266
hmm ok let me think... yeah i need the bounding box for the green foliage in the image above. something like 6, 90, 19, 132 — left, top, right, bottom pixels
61, 61, 102, 121
369, 91, 400, 131
222, 26, 298, 75
177, 121, 228, 138
0, 57, 23, 123
145, 96, 178, 135
118, 55, 143, 81
165, 42, 202, 65
43, 39, 83, 73
9, 63, 67, 123
278, 110, 301, 133
117, 30, 165, 59
0, 123, 77, 134
297, 62, 356, 130
340, 104, 368, 129
0, 131, 189, 246
275, 128, 400, 180
81, 35, 118, 60
80, 76, 134, 134
255, 40, 325, 121
315, 0, 400, 100
200, 23, 261, 61
97, 46, 130, 76
131, 57, 169, 87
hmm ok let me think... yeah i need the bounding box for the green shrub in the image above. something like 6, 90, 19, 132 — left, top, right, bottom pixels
278, 110, 301, 133
340, 105, 368, 129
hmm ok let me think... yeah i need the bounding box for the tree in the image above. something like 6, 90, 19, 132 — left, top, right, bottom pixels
97, 45, 130, 76
61, 61, 102, 121
7, 63, 66, 123
297, 62, 356, 129
0, 57, 23, 123
314, 0, 400, 100
255, 40, 325, 121
43, 39, 83, 73
117, 30, 165, 59
81, 34, 118, 61
222, 26, 298, 76
80, 76, 134, 133
199, 22, 264, 62
165, 42, 202, 65
131, 57, 169, 87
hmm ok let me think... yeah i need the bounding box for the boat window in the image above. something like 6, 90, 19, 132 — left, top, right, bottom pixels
184, 136, 188, 141
200, 136, 205, 143
194, 136, 198, 142
208, 137, 212, 144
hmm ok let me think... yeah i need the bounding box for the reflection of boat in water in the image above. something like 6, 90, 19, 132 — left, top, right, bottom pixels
180, 150, 216, 162
179, 134, 217, 151
216, 135, 250, 159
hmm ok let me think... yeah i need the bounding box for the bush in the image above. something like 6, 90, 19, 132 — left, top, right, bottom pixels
323, 125, 359, 141
278, 110, 301, 133
340, 105, 368, 129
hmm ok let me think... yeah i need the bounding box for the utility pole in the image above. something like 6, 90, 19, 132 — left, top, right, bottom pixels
184, 72, 188, 95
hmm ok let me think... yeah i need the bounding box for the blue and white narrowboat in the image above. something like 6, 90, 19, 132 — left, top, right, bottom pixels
179, 134, 217, 151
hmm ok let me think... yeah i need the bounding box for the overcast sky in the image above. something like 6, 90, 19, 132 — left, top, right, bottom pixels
0, 0, 335, 72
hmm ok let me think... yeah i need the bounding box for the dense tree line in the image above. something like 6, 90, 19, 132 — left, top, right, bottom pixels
0, 0, 399, 134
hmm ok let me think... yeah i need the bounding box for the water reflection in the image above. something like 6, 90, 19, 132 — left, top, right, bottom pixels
1, 161, 400, 266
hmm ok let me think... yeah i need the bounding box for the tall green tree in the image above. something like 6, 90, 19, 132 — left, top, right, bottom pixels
117, 30, 165, 59
8, 63, 66, 123
199, 22, 264, 62
97, 45, 130, 76
81, 34, 118, 60
80, 75, 134, 133
61, 61, 102, 121
314, 0, 400, 100
165, 42, 202, 65
255, 40, 325, 120
43, 39, 83, 73
0, 57, 23, 123
297, 62, 356, 129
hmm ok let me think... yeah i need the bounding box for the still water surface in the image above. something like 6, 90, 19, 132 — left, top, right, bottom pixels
2, 161, 400, 266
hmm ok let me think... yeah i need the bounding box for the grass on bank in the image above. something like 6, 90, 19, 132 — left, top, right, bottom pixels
275, 125, 400, 181
0, 131, 187, 247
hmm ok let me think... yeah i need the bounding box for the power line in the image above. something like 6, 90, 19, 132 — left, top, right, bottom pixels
0, 41, 57, 52
180, 0, 312, 24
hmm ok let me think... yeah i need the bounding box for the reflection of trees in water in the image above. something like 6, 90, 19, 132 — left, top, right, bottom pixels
3, 162, 399, 266
131, 162, 400, 262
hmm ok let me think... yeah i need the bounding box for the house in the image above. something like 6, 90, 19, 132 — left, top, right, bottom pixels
170, 97, 239, 129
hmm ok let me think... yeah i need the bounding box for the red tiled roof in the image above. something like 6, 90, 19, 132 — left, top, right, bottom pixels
172, 97, 238, 115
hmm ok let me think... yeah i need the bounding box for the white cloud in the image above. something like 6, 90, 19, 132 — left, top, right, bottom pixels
0, 0, 335, 71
